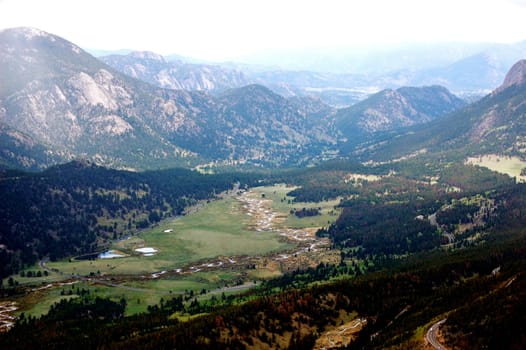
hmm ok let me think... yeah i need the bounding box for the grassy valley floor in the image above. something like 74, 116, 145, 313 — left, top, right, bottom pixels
4, 184, 342, 319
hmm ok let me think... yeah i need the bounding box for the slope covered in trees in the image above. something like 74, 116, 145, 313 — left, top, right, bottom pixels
3, 225, 526, 349
2, 158, 525, 348
0, 160, 260, 278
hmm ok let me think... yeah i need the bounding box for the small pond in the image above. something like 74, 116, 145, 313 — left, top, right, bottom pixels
98, 250, 127, 259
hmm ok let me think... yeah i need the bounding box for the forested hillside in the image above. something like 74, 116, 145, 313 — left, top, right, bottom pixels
3, 207, 526, 349
0, 160, 259, 278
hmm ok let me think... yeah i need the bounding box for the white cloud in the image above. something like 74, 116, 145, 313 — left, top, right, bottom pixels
507, 0, 526, 7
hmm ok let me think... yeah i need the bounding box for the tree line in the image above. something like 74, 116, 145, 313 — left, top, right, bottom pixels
0, 160, 262, 278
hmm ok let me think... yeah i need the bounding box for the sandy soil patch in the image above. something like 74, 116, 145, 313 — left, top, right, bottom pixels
313, 318, 367, 350
0, 301, 18, 332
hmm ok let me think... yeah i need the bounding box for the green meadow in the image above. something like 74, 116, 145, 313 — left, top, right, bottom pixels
466, 154, 526, 182
254, 184, 342, 229
47, 194, 292, 276
17, 185, 342, 317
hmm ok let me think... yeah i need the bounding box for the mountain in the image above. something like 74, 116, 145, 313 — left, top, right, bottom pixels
334, 85, 466, 144
0, 27, 210, 170
99, 52, 370, 108
0, 27, 339, 170
377, 42, 526, 97
100, 51, 251, 92
394, 46, 526, 96
494, 59, 526, 93
356, 59, 526, 162
85, 48, 134, 57
0, 123, 70, 170
409, 53, 505, 93
235, 42, 493, 74
99, 42, 526, 109
235, 41, 526, 104
214, 85, 337, 165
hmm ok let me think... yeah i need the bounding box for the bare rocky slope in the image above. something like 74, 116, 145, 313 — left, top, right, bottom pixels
334, 85, 466, 146
355, 59, 526, 162
100, 51, 251, 92
0, 27, 338, 170
0, 27, 486, 171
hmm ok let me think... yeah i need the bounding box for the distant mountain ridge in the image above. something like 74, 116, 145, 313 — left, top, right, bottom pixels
356, 59, 526, 162
0, 27, 338, 170
99, 50, 370, 107
335, 85, 466, 144
100, 51, 251, 92
3, 27, 520, 172
235, 41, 526, 99
100, 41, 526, 109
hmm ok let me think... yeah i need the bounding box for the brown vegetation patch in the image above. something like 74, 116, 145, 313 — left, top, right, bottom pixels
0, 301, 18, 332
313, 317, 367, 350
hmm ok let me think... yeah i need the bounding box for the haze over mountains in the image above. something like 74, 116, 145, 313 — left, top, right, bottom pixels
335, 85, 467, 145
358, 59, 526, 162
236, 41, 526, 90
0, 27, 481, 171
98, 40, 526, 107
0, 28, 337, 170
100, 51, 251, 92
1, 27, 525, 173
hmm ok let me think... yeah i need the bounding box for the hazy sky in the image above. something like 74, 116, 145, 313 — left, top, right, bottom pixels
1, 0, 526, 60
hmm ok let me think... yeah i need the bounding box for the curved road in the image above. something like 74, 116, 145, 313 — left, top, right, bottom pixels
426, 319, 447, 350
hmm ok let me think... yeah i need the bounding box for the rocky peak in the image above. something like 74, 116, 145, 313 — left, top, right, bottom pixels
221, 84, 282, 100
335, 84, 466, 138
129, 51, 166, 62
0, 26, 52, 40
0, 26, 85, 55
495, 59, 526, 93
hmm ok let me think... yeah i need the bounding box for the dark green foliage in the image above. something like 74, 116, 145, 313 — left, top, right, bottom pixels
44, 296, 126, 322
0, 160, 260, 278
436, 203, 479, 227
2, 179, 526, 348
292, 207, 320, 218
4, 235, 526, 349
443, 271, 526, 350
277, 160, 380, 202
325, 200, 441, 255
439, 163, 513, 193
261, 261, 364, 291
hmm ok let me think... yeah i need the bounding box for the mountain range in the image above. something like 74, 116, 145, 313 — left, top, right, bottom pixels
6, 27, 526, 173
335, 85, 466, 145
0, 28, 339, 170
99, 51, 251, 92
0, 27, 474, 171
355, 59, 526, 162
98, 40, 526, 109
99, 50, 374, 107
236, 41, 526, 89
3, 27, 526, 349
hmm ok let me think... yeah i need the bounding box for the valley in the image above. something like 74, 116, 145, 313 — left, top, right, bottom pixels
1, 24, 526, 349
3, 155, 524, 349
6, 184, 340, 318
